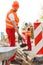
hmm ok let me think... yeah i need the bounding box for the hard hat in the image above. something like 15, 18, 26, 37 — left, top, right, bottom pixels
12, 1, 19, 9
25, 22, 28, 26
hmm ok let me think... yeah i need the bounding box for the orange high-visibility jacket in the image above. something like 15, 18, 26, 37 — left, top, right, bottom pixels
25, 30, 31, 36
25, 27, 31, 36
6, 9, 19, 29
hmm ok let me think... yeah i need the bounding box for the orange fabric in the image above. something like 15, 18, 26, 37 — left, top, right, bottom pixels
6, 9, 19, 29
6, 20, 13, 24
12, 1, 19, 9
25, 30, 31, 36
22, 31, 31, 36
6, 25, 13, 29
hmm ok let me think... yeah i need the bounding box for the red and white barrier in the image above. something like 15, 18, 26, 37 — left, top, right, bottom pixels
33, 21, 43, 56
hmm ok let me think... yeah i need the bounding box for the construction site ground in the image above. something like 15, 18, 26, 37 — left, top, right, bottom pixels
0, 61, 43, 65
0, 39, 43, 65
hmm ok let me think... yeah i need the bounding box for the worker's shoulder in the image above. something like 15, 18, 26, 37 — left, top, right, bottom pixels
8, 9, 16, 15
6, 9, 17, 18
6, 10, 12, 17
8, 9, 13, 14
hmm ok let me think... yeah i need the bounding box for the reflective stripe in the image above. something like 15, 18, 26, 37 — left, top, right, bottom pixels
6, 18, 13, 22
6, 17, 17, 25
6, 21, 13, 25
6, 23, 13, 27
9, 13, 15, 21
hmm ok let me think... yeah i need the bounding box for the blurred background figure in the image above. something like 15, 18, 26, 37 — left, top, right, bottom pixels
25, 22, 32, 50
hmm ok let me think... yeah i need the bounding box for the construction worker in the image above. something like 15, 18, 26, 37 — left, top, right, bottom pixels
25, 23, 32, 50
6, 1, 19, 63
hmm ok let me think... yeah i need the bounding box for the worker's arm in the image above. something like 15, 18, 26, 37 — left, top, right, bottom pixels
15, 14, 19, 22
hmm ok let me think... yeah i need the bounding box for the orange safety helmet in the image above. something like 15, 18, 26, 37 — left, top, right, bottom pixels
12, 1, 19, 10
